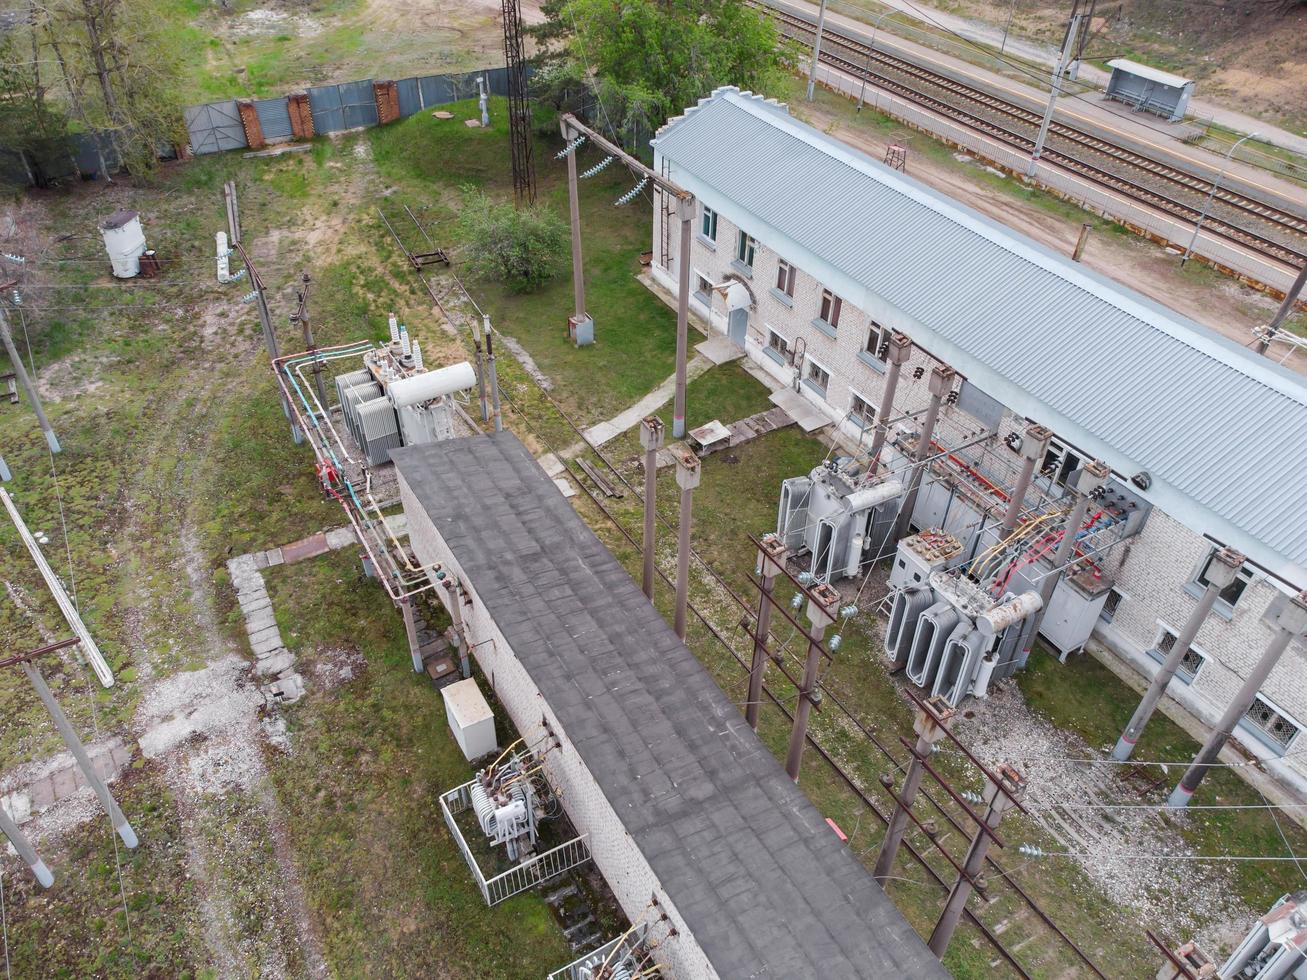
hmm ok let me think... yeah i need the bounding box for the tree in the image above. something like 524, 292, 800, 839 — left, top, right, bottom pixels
530, 0, 796, 148
458, 189, 568, 292
0, 32, 73, 190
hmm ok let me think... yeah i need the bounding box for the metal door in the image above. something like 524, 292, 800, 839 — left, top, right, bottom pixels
254, 98, 293, 142
727, 307, 748, 348
184, 101, 246, 154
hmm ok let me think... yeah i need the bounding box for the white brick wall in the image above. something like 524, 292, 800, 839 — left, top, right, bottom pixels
399, 471, 718, 980
651, 191, 1307, 796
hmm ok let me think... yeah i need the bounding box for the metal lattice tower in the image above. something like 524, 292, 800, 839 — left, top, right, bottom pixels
501, 0, 536, 205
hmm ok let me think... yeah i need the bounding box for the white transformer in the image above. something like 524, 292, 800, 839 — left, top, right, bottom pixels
778, 458, 902, 583
100, 210, 146, 278
469, 751, 542, 863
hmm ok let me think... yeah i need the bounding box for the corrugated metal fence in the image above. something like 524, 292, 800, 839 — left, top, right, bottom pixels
0, 65, 515, 187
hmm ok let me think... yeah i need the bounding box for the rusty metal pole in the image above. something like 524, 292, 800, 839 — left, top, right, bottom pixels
928, 765, 1025, 958
0, 797, 52, 887
784, 584, 839, 781
747, 534, 789, 731
893, 366, 954, 542
867, 331, 912, 465
1071, 221, 1092, 261
672, 196, 694, 439
639, 416, 665, 600
873, 697, 954, 883
0, 305, 59, 453
1257, 263, 1307, 354
1169, 591, 1307, 808
998, 423, 1052, 541
1112, 548, 1243, 761
673, 448, 701, 641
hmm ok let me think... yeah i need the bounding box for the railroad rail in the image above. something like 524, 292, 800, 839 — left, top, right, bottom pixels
761, 1, 1307, 270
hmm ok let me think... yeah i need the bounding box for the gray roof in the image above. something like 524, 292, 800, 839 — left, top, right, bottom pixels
652, 88, 1307, 586
393, 432, 944, 979
1106, 58, 1192, 90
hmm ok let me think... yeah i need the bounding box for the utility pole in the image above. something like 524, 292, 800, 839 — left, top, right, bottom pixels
928, 765, 1025, 958
673, 448, 701, 641
785, 583, 839, 781
291, 274, 327, 408
873, 696, 954, 883
998, 423, 1052, 541
867, 331, 912, 465
639, 416, 665, 600
747, 533, 789, 731
1112, 547, 1243, 761
1026, 6, 1087, 176
999, 0, 1017, 56
1168, 590, 1307, 808
1257, 263, 1307, 355
562, 120, 591, 343
0, 301, 60, 454
0, 788, 53, 887
475, 314, 490, 422
1071, 221, 1092, 261
805, 0, 830, 101
484, 317, 502, 433
401, 597, 423, 673
1181, 132, 1258, 266
672, 196, 694, 440
1017, 459, 1110, 667
893, 366, 955, 542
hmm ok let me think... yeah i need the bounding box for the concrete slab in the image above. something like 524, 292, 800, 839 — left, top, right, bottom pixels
254, 651, 295, 677
539, 453, 566, 478
554, 477, 577, 499
51, 767, 76, 799
281, 532, 330, 564
768, 388, 828, 432
264, 549, 285, 567
245, 609, 277, 634
2, 792, 31, 824
27, 776, 54, 809
695, 334, 745, 365
325, 527, 357, 550
252, 635, 285, 658
247, 625, 282, 647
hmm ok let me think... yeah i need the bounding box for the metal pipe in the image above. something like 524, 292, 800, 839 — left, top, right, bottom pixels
0, 799, 52, 887
474, 315, 489, 422
1112, 548, 1243, 761
867, 332, 912, 464
23, 659, 137, 848
673, 449, 701, 640
401, 597, 423, 673
893, 366, 954, 541
0, 306, 59, 452
673, 203, 693, 439
1168, 591, 1307, 808
874, 698, 954, 882
999, 424, 1052, 540
858, 9, 899, 111
639, 416, 665, 600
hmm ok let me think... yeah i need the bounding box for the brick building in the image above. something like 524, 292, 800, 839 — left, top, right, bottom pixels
649, 87, 1307, 800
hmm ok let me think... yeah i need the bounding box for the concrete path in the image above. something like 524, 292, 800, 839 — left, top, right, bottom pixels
695, 334, 746, 366
769, 387, 831, 432
578, 354, 712, 449
1, 738, 132, 825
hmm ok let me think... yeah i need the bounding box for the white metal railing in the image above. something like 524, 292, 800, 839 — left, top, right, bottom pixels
546, 923, 650, 980
440, 779, 593, 907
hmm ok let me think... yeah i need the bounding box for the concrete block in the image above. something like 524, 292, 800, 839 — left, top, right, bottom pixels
245, 609, 278, 634
325, 527, 357, 550
27, 777, 54, 809
264, 549, 284, 567
51, 766, 76, 800
251, 635, 286, 658
252, 551, 270, 570
247, 625, 282, 647
1, 792, 31, 824
263, 673, 306, 704
254, 651, 295, 677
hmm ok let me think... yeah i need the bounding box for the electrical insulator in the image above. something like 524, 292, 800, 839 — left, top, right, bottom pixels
11, 290, 21, 305
580, 155, 614, 179
1004, 431, 1023, 453
1, 253, 24, 264
877, 340, 890, 359
229, 268, 247, 282
912, 366, 925, 380
790, 593, 804, 610
961, 789, 983, 804
241, 290, 258, 304
839, 604, 858, 619
554, 135, 587, 159
613, 175, 650, 207
828, 634, 842, 652
945, 388, 959, 405
1019, 845, 1047, 857
797, 570, 814, 585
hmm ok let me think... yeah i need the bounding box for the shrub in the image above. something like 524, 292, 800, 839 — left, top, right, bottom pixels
457, 189, 567, 292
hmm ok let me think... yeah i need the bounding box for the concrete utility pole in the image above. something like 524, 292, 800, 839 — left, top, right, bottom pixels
292, 274, 328, 407
1112, 547, 1243, 761
805, 0, 830, 101
484, 318, 503, 433
998, 423, 1052, 541
0, 792, 53, 887
1018, 459, 1110, 665
476, 314, 492, 423
23, 657, 137, 849
747, 534, 789, 731
785, 583, 839, 781
672, 196, 694, 439
1257, 263, 1307, 355
401, 597, 423, 673
1026, 11, 1085, 176
563, 120, 590, 341
873, 696, 954, 883
867, 332, 912, 465
1168, 590, 1307, 808
639, 416, 665, 600
893, 366, 955, 542
443, 577, 471, 678
673, 448, 701, 641
0, 304, 60, 453
928, 765, 1025, 958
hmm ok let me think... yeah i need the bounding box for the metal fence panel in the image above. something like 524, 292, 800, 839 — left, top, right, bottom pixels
254, 97, 293, 142
397, 77, 422, 118
308, 84, 345, 134
184, 100, 246, 154
72, 133, 121, 175
338, 79, 379, 130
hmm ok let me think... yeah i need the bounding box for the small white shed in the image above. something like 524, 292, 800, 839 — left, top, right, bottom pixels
441, 677, 497, 762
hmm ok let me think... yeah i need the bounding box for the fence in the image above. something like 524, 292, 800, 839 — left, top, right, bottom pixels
0, 65, 518, 188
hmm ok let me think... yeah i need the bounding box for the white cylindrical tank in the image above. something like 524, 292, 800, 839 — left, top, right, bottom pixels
100, 210, 146, 279
388, 361, 476, 407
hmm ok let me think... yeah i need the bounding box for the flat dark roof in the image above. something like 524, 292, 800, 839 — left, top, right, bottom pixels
393, 432, 945, 979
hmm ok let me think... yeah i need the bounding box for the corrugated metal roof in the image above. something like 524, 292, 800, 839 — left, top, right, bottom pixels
1106, 58, 1192, 91
653, 88, 1307, 585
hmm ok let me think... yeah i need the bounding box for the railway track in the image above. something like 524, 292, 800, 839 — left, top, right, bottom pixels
762, 2, 1307, 269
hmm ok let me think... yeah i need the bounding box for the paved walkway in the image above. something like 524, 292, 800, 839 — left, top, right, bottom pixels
1, 738, 132, 826
579, 353, 713, 449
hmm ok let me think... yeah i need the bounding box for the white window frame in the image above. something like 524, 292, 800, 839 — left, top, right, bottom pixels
1241, 692, 1303, 755
1039, 438, 1083, 490
804, 356, 831, 398
1147, 621, 1207, 684
700, 206, 718, 243
848, 389, 875, 430
735, 231, 757, 269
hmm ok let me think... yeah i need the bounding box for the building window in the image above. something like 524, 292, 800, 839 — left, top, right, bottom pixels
766, 329, 790, 364
1040, 439, 1083, 489
1100, 587, 1125, 623
849, 392, 875, 429
701, 206, 718, 242
776, 259, 797, 297
736, 231, 756, 269
1245, 696, 1301, 752
693, 273, 713, 305
818, 289, 843, 329
1147, 624, 1205, 683
1193, 549, 1251, 608
866, 320, 890, 360
805, 360, 830, 396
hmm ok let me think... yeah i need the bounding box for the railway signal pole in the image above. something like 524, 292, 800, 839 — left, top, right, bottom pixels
805, 0, 830, 101
1026, 5, 1089, 176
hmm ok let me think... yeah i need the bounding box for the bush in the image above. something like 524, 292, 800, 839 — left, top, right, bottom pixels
457, 189, 567, 292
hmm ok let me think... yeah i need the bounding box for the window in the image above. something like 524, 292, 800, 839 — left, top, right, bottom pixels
767, 329, 790, 362
693, 274, 713, 304
1100, 587, 1125, 623
776, 259, 797, 297
1147, 624, 1205, 682
1040, 439, 1083, 489
1194, 549, 1251, 608
701, 206, 718, 243
818, 289, 843, 329
735, 231, 756, 269
865, 320, 891, 360
849, 392, 875, 429
805, 360, 830, 395
1245, 696, 1301, 752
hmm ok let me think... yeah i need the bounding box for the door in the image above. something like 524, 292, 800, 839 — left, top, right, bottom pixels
727, 307, 747, 348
